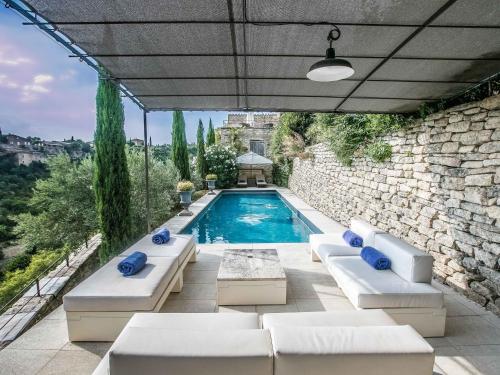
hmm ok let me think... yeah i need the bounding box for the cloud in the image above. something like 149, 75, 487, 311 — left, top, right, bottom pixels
0, 55, 31, 66
0, 74, 19, 89
59, 69, 77, 81
21, 74, 54, 102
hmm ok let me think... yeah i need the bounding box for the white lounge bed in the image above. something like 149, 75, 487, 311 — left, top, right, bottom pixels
63, 233, 196, 341
93, 310, 434, 375
256, 174, 267, 187
237, 175, 248, 187
313, 221, 446, 337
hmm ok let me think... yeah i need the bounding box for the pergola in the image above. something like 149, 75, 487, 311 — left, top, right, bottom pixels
5, 0, 500, 229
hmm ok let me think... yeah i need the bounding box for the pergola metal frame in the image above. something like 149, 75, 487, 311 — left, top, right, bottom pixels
4, 0, 500, 231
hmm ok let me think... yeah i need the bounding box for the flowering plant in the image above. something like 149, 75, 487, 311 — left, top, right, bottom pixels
205, 145, 238, 188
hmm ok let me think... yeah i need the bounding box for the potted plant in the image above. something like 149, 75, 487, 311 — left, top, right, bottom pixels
177, 180, 194, 216
205, 173, 218, 195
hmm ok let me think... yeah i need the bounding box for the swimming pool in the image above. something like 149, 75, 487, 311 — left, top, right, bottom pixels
181, 192, 319, 243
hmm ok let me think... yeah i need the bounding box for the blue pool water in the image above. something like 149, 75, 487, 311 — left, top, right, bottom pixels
181, 192, 317, 243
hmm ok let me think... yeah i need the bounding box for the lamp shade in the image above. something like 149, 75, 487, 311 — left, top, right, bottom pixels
307, 47, 354, 82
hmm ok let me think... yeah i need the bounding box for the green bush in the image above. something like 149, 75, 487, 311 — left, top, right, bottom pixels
3, 253, 32, 273
365, 141, 393, 163
205, 145, 238, 188
0, 250, 61, 307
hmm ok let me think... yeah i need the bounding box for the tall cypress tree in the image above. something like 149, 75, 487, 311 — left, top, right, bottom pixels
206, 118, 216, 146
94, 74, 131, 262
171, 110, 191, 180
196, 119, 208, 178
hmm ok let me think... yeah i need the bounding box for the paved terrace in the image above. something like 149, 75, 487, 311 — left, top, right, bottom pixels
0, 190, 499, 375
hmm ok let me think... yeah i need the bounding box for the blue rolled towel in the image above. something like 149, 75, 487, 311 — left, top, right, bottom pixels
152, 228, 170, 245
117, 251, 147, 276
361, 246, 391, 270
342, 230, 363, 247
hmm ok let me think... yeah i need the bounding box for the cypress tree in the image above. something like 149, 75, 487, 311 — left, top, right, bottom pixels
206, 118, 216, 146
196, 119, 208, 178
94, 74, 131, 262
171, 110, 191, 180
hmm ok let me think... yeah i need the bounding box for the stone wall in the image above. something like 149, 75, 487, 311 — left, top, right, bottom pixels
289, 95, 500, 315
219, 126, 275, 158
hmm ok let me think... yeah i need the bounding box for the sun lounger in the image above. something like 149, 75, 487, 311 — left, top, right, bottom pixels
256, 174, 267, 187
237, 175, 248, 187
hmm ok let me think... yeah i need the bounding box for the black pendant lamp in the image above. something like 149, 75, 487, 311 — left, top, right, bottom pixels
307, 26, 354, 82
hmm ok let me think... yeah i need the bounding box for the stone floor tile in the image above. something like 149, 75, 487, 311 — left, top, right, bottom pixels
61, 341, 111, 356
444, 295, 480, 317
256, 301, 299, 314
160, 299, 217, 313
8, 318, 68, 351
37, 349, 103, 375
183, 270, 218, 284
44, 306, 66, 320
0, 349, 58, 375
455, 345, 500, 375
445, 316, 500, 346
434, 346, 483, 375
295, 297, 354, 312
169, 283, 217, 300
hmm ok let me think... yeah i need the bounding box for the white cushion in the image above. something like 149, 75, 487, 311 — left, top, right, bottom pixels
127, 312, 259, 330
63, 256, 178, 312
270, 325, 434, 375
310, 233, 361, 261
109, 328, 273, 375
350, 218, 385, 247
121, 234, 195, 264
373, 233, 434, 283
262, 310, 396, 329
328, 257, 443, 309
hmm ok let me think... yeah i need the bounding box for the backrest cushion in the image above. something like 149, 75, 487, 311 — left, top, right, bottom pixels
350, 218, 385, 247
373, 233, 434, 283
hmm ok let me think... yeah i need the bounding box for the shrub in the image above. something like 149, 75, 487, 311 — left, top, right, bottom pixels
3, 253, 32, 273
365, 141, 393, 163
0, 250, 61, 307
206, 173, 217, 180
205, 145, 238, 188
192, 190, 207, 201
177, 180, 194, 192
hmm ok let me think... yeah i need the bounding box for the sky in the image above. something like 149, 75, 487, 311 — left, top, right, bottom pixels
0, 7, 230, 144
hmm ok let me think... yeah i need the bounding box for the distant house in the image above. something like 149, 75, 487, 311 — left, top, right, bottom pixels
16, 151, 46, 166
131, 138, 144, 146
219, 113, 279, 157
5, 134, 31, 147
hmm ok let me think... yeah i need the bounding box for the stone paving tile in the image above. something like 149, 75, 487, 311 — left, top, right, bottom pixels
0, 348, 58, 375
8, 318, 68, 351
445, 316, 500, 346
38, 348, 104, 375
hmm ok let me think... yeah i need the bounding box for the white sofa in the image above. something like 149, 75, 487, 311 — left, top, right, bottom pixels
63, 233, 196, 341
311, 220, 446, 337
93, 310, 434, 375
310, 218, 384, 262
93, 313, 273, 375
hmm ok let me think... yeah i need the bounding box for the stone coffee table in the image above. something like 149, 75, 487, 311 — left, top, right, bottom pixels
217, 249, 287, 305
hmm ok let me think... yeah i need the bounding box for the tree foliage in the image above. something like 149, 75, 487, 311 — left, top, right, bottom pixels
205, 144, 238, 188
94, 75, 131, 261
206, 118, 216, 146
14, 154, 97, 252
127, 148, 179, 238
171, 110, 191, 180
278, 112, 314, 143
196, 119, 208, 179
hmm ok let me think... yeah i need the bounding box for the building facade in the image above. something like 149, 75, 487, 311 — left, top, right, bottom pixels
219, 113, 279, 157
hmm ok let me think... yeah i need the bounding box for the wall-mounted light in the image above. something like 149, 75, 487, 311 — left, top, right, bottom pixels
307, 26, 354, 82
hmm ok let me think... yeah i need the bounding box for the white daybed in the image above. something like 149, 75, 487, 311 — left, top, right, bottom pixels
63, 233, 196, 341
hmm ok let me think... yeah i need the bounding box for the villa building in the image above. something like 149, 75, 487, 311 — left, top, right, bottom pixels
219, 113, 279, 157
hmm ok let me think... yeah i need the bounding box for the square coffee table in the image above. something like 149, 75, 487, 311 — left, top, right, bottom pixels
217, 249, 287, 305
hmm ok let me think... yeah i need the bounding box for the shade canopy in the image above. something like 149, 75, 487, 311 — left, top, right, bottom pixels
17, 0, 500, 113
236, 152, 273, 166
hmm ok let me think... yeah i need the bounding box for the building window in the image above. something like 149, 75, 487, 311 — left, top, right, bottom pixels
250, 140, 265, 156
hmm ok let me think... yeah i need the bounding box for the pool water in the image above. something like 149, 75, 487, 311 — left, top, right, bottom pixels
181, 192, 316, 243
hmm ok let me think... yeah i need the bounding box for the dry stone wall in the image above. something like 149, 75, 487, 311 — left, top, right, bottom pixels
289, 95, 500, 315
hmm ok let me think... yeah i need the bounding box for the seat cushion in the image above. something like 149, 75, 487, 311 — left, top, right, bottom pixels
121, 234, 195, 264
127, 313, 259, 330
310, 233, 360, 261
350, 218, 385, 247
63, 256, 178, 312
328, 257, 443, 309
373, 233, 434, 283
270, 325, 434, 375
262, 310, 396, 329
109, 328, 273, 375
